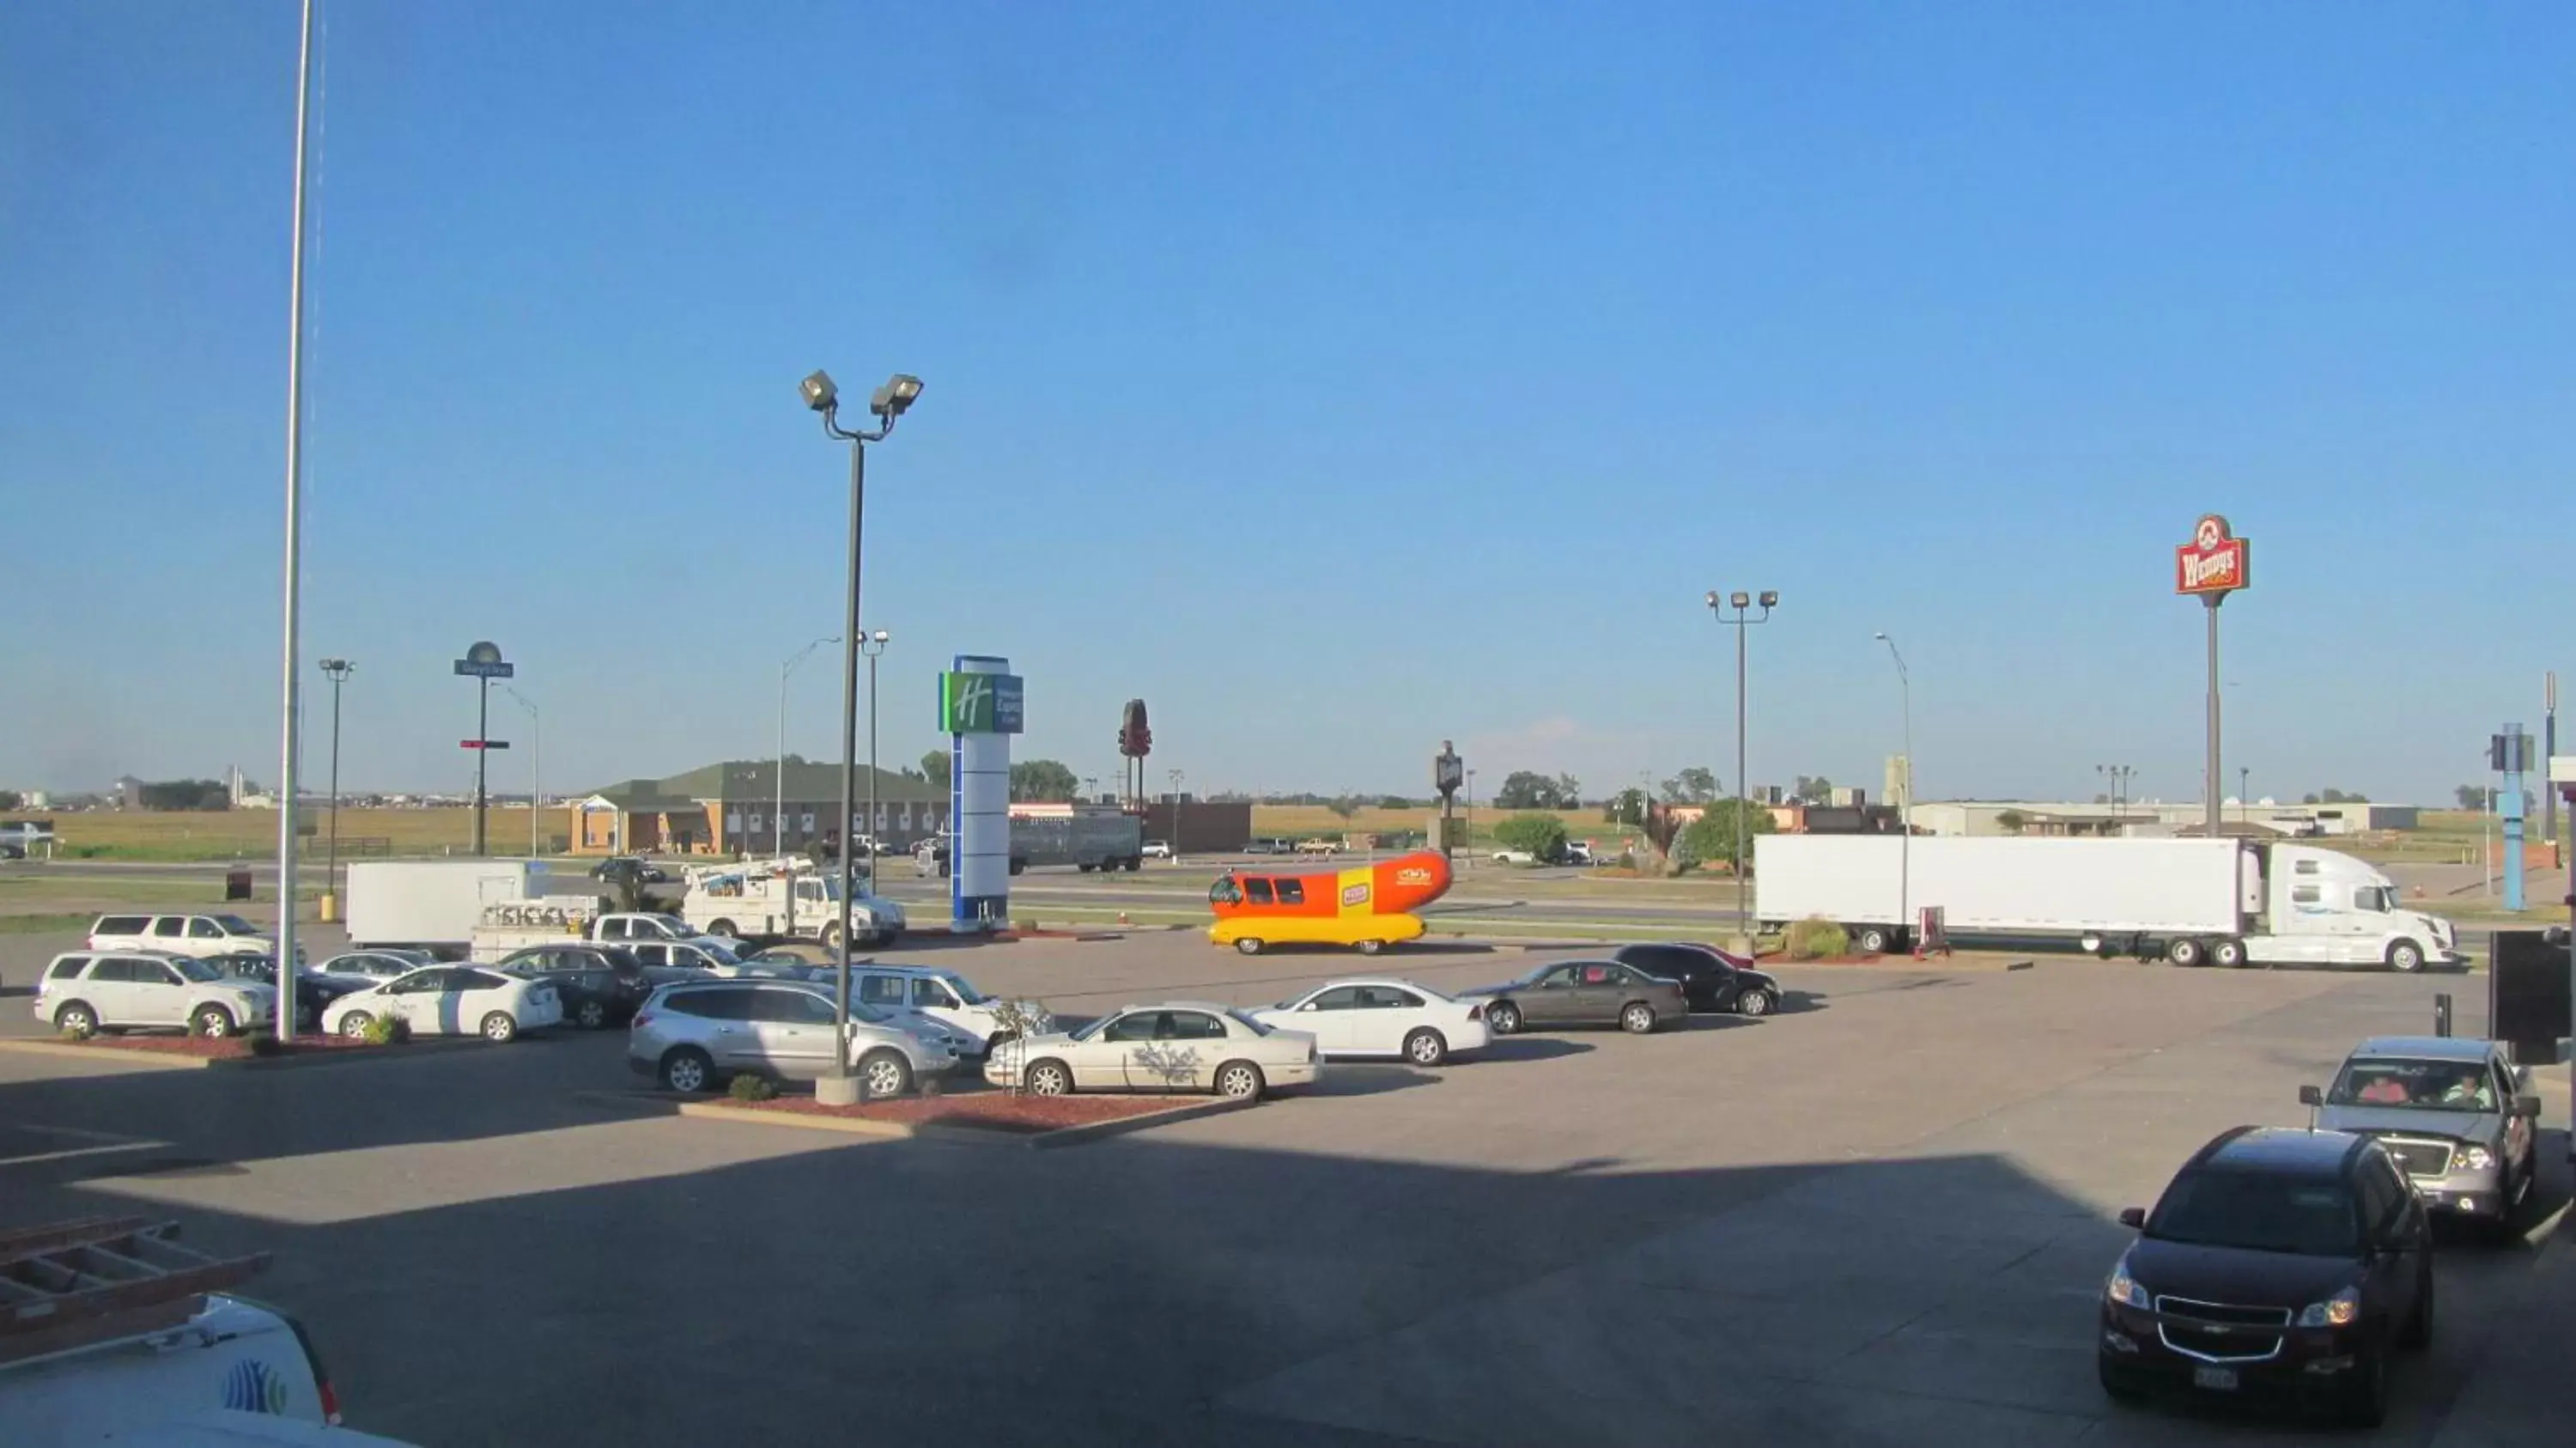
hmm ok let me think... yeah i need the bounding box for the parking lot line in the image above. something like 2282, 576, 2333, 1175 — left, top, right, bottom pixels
0, 1123, 169, 1168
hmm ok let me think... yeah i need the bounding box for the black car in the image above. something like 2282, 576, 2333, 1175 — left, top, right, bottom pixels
497, 944, 653, 1029
1456, 959, 1689, 1036
2099, 1126, 2432, 1427
1611, 942, 1781, 1017
209, 952, 365, 1031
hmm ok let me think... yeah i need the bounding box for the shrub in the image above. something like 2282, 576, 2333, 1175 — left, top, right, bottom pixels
1492, 814, 1569, 861
1784, 916, 1850, 960
729, 1073, 780, 1102
357, 1013, 410, 1047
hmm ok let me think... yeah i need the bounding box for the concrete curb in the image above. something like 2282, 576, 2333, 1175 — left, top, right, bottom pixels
674, 1092, 1255, 1148
0, 1036, 493, 1071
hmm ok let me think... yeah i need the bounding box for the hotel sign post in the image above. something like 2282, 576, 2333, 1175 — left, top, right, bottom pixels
2175, 516, 2251, 836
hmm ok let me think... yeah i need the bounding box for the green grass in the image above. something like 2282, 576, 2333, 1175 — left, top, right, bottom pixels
0, 912, 91, 934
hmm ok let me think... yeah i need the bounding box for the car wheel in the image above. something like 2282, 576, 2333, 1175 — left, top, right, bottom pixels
2338, 1344, 2388, 1428
337, 1011, 372, 1038
574, 999, 607, 1030
2166, 937, 2206, 968
1234, 937, 1264, 956
2212, 937, 2250, 968
52, 1001, 97, 1038
191, 1005, 236, 1038
1856, 924, 1892, 953
1214, 1060, 1266, 1100
2387, 940, 2425, 973
818, 922, 842, 950
858, 1049, 913, 1100
2079, 933, 2106, 958
1736, 988, 1776, 1018
480, 1012, 519, 1043
707, 918, 738, 940
1619, 1001, 1657, 1035
1485, 1001, 1522, 1036
1356, 939, 1384, 956
659, 1048, 714, 1093
1025, 1059, 1072, 1097
2097, 1357, 2145, 1404
2398, 1265, 2433, 1348
1404, 1028, 1448, 1067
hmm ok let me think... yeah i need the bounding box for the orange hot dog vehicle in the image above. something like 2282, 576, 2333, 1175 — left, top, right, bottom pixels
1206, 849, 1454, 955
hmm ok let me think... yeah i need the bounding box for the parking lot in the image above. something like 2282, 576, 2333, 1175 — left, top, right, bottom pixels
1, 924, 2568, 1446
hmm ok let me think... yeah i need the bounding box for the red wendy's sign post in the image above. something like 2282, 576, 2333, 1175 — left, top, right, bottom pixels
2175, 516, 2250, 835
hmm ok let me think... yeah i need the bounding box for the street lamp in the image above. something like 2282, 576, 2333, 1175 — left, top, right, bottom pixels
1874, 633, 1912, 952
1707, 589, 1777, 946
860, 630, 890, 871
1465, 767, 1477, 867
2239, 766, 2251, 824
500, 684, 540, 857
318, 659, 354, 914
272, 0, 319, 1046
2097, 764, 2135, 821
1169, 769, 1184, 862
778, 636, 838, 855
802, 367, 920, 1107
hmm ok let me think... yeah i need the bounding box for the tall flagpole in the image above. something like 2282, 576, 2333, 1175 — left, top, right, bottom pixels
273, 0, 318, 1043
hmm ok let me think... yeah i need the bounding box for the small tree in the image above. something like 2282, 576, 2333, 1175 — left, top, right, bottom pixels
1605, 788, 1648, 826
1493, 813, 1569, 861
1674, 800, 1777, 872
1996, 809, 2027, 836
1785, 917, 1850, 960
1325, 795, 1362, 822
919, 751, 952, 789
2455, 784, 2488, 811
987, 997, 1054, 1095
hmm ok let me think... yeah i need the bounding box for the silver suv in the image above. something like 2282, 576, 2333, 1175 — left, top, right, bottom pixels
628, 980, 957, 1098
35, 951, 276, 1038
2306, 1035, 2543, 1239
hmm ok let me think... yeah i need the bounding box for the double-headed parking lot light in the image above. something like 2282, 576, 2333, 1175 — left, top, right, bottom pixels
871, 374, 923, 420
799, 371, 839, 412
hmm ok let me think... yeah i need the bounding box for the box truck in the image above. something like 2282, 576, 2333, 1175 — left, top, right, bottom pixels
1753, 836, 2461, 971
344, 860, 573, 954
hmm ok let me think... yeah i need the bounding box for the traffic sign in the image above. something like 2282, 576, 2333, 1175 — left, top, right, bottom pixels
453, 659, 514, 678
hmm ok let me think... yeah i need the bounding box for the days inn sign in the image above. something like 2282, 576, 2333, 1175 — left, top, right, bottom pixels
2174, 514, 2250, 598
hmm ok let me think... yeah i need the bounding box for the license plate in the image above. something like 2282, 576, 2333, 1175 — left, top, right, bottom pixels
2192, 1366, 2239, 1392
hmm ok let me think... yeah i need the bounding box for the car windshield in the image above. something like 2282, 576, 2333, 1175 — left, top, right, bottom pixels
214, 915, 260, 934
934, 971, 988, 1004
1225, 1009, 1272, 1035
170, 957, 224, 983
1070, 1014, 1120, 1042
2147, 1171, 2360, 1257
2329, 1058, 2496, 1111
695, 942, 742, 965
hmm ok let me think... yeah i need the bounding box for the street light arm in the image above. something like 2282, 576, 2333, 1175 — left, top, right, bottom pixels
820, 407, 892, 446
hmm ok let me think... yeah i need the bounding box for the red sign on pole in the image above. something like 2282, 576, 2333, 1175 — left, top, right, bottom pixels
2174, 514, 2250, 597
459, 739, 510, 751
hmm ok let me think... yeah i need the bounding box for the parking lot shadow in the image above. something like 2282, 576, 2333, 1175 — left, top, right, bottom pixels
1475, 1037, 1593, 1062
1302, 1065, 1437, 1098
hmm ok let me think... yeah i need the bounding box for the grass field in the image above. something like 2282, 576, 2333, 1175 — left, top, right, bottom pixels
25, 807, 533, 861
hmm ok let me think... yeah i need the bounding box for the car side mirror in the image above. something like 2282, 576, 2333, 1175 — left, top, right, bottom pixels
2298, 1085, 2324, 1108
2515, 1094, 2543, 1119
1299, 1002, 1317, 1012
2117, 1208, 2146, 1230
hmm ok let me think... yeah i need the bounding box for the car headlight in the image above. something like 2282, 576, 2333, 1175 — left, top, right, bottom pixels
2297, 1287, 2360, 1328
2459, 1144, 2495, 1171
2104, 1260, 2149, 1311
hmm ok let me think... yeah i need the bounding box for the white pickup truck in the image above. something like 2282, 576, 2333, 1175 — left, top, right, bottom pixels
681, 861, 904, 947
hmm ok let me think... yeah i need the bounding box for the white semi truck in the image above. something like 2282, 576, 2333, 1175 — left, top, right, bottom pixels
1753, 836, 2462, 971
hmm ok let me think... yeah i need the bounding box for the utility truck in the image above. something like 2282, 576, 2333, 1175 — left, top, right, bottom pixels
1753, 836, 2460, 971
679, 857, 904, 947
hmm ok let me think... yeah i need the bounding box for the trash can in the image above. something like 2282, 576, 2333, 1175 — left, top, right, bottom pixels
319, 891, 339, 924
224, 867, 252, 902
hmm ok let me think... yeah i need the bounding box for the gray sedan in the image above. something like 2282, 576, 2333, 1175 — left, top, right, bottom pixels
2305, 1035, 2543, 1239
1456, 959, 1688, 1037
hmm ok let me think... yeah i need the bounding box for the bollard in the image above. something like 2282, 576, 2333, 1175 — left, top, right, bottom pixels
2433, 993, 2452, 1038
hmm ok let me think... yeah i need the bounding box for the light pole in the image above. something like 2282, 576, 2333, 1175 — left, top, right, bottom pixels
1707, 589, 1777, 946
801, 367, 921, 1106
2097, 764, 2135, 821
1874, 633, 1912, 952
319, 659, 353, 914
2239, 766, 2251, 825
501, 684, 540, 857
1465, 768, 1477, 866
861, 630, 890, 871
777, 635, 838, 855
271, 0, 319, 1045
1169, 769, 1183, 861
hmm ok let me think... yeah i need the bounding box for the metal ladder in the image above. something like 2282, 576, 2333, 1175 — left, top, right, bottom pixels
0, 1216, 270, 1367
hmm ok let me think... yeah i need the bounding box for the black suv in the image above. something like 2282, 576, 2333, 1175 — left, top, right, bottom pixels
1611, 942, 1782, 1016
209, 951, 366, 1031
497, 945, 653, 1029
2099, 1126, 2432, 1427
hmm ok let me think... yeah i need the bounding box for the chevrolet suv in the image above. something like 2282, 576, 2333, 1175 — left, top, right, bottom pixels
87, 912, 301, 964
2308, 1035, 2543, 1240
35, 951, 277, 1038
2099, 1126, 2431, 1427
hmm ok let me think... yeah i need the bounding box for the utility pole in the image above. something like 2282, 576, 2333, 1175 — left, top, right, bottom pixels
1707, 590, 1777, 946
271, 0, 317, 1044
319, 659, 353, 915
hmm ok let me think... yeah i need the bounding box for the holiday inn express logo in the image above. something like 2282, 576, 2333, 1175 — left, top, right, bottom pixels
939, 672, 1024, 734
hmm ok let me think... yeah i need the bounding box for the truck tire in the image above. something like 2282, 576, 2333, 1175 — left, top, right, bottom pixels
2079, 934, 2106, 957
2387, 940, 2426, 973
2166, 937, 2207, 968
1008, 859, 1026, 876
2212, 937, 2251, 969
706, 918, 738, 939
1855, 924, 1893, 954
1124, 856, 1142, 872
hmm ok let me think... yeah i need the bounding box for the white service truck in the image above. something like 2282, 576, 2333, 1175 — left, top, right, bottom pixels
1753, 836, 2461, 971
345, 860, 591, 955
680, 860, 904, 947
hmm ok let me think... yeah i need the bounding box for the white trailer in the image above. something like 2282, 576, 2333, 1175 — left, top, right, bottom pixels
344, 860, 561, 953
1753, 836, 2462, 971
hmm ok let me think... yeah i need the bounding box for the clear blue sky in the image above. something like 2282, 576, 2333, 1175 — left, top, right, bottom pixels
4, 2, 2571, 809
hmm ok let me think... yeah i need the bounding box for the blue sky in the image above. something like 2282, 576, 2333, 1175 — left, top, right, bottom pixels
4, 2, 2571, 808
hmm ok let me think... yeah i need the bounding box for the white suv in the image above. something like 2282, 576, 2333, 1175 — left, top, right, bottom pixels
35, 951, 277, 1037
88, 912, 297, 964
849, 964, 1053, 1056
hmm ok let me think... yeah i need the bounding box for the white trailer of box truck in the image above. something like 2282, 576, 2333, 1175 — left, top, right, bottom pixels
344, 860, 560, 953
1753, 836, 2460, 971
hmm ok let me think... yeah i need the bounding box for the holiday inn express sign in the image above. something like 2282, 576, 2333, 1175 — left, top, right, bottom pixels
939, 671, 1024, 734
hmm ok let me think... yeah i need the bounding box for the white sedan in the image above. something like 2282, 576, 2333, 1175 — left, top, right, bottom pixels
320, 964, 562, 1043
1249, 978, 1490, 1067
987, 1001, 1320, 1101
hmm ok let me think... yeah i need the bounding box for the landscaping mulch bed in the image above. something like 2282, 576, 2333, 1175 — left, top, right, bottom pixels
717, 1092, 1190, 1135
62, 1031, 390, 1061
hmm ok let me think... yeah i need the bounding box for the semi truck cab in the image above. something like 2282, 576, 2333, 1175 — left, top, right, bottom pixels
2246, 844, 2458, 972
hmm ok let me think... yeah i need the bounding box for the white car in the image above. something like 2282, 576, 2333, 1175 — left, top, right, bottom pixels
320, 964, 562, 1043
852, 964, 1054, 1055
1491, 849, 1536, 866
1141, 840, 1173, 860
33, 951, 276, 1038
986, 1001, 1321, 1100
86, 912, 300, 964
310, 949, 440, 985
1249, 978, 1490, 1067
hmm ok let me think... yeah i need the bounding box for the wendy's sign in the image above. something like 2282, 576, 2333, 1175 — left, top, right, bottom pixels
2175, 514, 2249, 598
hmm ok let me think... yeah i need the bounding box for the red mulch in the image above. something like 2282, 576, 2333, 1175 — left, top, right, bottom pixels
64, 1032, 388, 1061
1756, 952, 1963, 966
719, 1092, 1194, 1135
